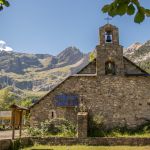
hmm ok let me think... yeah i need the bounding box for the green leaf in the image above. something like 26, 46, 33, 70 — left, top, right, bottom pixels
134, 10, 145, 23
108, 7, 117, 17
127, 4, 135, 15
0, 1, 4, 5
116, 3, 128, 16
145, 9, 150, 17
3, 0, 9, 7
102, 4, 110, 13
131, 0, 140, 7
0, 5, 3, 11
139, 6, 145, 13
107, 2, 118, 17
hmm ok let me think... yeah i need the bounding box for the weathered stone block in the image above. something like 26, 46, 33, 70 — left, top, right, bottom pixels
77, 112, 88, 138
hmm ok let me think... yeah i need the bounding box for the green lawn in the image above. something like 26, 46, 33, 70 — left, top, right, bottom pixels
23, 145, 150, 150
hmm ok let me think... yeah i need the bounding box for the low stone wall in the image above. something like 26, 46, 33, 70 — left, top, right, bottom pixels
28, 137, 150, 146
0, 138, 32, 150
1, 137, 150, 150
0, 139, 12, 150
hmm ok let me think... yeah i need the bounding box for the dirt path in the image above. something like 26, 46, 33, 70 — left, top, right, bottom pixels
0, 130, 26, 139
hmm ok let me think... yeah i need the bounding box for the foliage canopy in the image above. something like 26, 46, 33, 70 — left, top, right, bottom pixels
0, 0, 9, 11
102, 0, 150, 23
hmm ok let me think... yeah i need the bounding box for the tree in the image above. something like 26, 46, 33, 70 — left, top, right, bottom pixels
0, 0, 9, 11
102, 0, 150, 23
0, 88, 14, 110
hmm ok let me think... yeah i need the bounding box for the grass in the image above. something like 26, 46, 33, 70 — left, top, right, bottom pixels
107, 132, 150, 137
89, 131, 150, 138
23, 145, 150, 150
88, 122, 150, 137
88, 130, 150, 138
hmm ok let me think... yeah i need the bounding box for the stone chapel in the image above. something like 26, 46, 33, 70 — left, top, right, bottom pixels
30, 24, 150, 131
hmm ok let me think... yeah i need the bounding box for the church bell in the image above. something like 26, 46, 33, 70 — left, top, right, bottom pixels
106, 32, 112, 43
106, 35, 112, 43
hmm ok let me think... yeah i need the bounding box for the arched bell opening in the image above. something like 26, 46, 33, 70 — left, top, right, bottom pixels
105, 30, 113, 43
105, 61, 116, 75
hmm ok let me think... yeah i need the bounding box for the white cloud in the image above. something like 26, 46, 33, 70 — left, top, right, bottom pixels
0, 40, 13, 51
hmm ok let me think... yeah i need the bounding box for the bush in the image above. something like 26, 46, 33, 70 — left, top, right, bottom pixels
27, 127, 42, 137
88, 116, 150, 137
88, 114, 105, 137
27, 118, 76, 137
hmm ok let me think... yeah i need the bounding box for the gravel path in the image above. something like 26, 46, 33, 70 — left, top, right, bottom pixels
0, 130, 26, 139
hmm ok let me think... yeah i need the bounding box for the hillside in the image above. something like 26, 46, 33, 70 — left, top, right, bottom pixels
124, 41, 150, 73
0, 46, 89, 93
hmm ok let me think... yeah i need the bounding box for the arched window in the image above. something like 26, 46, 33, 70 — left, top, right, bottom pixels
105, 31, 112, 43
105, 61, 116, 75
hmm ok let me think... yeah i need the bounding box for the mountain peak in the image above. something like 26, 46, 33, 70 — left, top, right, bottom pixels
124, 42, 142, 55
124, 40, 150, 73
56, 46, 84, 66
127, 42, 142, 50
57, 46, 81, 56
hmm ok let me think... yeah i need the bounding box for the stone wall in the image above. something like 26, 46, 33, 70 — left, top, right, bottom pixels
1, 137, 150, 149
96, 44, 124, 76
77, 59, 96, 74
74, 56, 145, 75
0, 139, 12, 150
99, 24, 119, 45
30, 23, 150, 131
23, 137, 150, 146
123, 57, 146, 74
77, 112, 88, 138
30, 75, 150, 129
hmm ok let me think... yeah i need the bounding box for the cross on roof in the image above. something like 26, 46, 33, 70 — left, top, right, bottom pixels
104, 17, 112, 24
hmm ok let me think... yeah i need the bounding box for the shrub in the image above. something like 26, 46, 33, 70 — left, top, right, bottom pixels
88, 114, 105, 137
27, 118, 76, 137
88, 116, 150, 137
27, 127, 42, 136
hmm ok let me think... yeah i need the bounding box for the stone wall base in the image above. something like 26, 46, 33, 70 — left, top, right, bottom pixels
24, 137, 150, 146
1, 137, 150, 150
0, 139, 12, 150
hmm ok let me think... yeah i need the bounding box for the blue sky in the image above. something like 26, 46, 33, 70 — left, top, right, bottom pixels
0, 0, 150, 55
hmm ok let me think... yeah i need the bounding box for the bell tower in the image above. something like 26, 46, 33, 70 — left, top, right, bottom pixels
96, 24, 124, 76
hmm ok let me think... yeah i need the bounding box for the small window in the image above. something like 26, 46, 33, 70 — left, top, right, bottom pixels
49, 110, 56, 119
105, 61, 116, 75
51, 111, 54, 119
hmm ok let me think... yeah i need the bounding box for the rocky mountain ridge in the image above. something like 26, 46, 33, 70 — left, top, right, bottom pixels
0, 46, 89, 92
0, 40, 149, 94
124, 40, 150, 72
0, 46, 85, 74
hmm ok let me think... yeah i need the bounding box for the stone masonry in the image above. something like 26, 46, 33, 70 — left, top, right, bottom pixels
30, 24, 150, 132
77, 112, 88, 138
